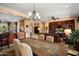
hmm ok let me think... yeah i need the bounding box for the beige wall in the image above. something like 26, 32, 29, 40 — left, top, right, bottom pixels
74, 17, 79, 30
45, 22, 49, 33
17, 16, 79, 36
18, 19, 49, 34
24, 19, 30, 38
38, 21, 49, 33
39, 22, 44, 33
45, 16, 79, 33
24, 19, 30, 32
76, 22, 79, 30
17, 16, 79, 35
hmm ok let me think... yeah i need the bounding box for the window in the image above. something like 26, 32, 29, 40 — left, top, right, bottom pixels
0, 23, 8, 32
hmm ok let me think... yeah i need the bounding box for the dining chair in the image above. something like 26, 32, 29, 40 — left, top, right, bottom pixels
18, 43, 33, 56
46, 36, 54, 43
0, 32, 10, 50
17, 32, 25, 40
31, 34, 38, 39
13, 39, 21, 56
38, 34, 45, 40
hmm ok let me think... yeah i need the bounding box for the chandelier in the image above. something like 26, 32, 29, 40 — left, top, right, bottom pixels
28, 3, 40, 20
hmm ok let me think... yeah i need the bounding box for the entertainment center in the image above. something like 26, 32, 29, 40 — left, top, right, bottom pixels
49, 19, 75, 42
49, 19, 75, 34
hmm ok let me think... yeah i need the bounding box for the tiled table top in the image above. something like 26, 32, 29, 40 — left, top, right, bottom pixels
23, 38, 68, 56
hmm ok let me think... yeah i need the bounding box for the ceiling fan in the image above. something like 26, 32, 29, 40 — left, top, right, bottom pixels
48, 16, 60, 20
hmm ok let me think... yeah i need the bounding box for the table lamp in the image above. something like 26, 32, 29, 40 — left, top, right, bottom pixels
64, 29, 72, 37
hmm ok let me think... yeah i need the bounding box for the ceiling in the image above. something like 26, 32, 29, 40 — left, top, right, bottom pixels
0, 3, 79, 22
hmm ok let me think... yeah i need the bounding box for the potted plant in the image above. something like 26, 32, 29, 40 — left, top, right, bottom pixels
69, 30, 79, 51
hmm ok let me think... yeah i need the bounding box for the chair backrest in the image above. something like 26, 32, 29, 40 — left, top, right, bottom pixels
31, 34, 38, 39
13, 39, 20, 46
2, 32, 10, 39
38, 34, 45, 40
13, 39, 21, 56
17, 32, 25, 39
0, 34, 2, 40
18, 43, 33, 56
46, 36, 54, 43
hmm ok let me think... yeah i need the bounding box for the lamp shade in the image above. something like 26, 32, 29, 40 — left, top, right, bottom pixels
64, 29, 72, 35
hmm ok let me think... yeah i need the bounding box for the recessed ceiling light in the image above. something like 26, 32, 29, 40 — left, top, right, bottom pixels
64, 5, 69, 8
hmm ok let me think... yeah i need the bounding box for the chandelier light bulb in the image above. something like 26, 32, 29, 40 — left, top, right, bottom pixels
34, 16, 37, 19
28, 12, 32, 17
38, 16, 40, 19
36, 13, 39, 17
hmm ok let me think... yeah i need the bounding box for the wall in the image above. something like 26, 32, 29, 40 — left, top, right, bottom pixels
44, 16, 79, 33
17, 16, 79, 37
74, 16, 79, 30
39, 22, 44, 33
24, 19, 30, 38
45, 21, 49, 33
39, 21, 49, 33
76, 21, 79, 30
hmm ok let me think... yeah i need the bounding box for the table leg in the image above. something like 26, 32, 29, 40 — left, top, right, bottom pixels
44, 35, 46, 40
1, 40, 2, 50
7, 38, 10, 48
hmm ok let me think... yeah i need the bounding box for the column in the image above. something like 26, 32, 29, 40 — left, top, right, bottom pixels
15, 22, 17, 38
29, 20, 34, 38
7, 22, 11, 32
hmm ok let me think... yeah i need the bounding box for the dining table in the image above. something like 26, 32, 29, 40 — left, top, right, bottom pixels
23, 38, 68, 56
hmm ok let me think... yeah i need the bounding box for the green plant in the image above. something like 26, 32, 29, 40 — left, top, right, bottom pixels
69, 30, 79, 46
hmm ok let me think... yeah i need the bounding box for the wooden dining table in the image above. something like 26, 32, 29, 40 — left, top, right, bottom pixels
23, 38, 68, 56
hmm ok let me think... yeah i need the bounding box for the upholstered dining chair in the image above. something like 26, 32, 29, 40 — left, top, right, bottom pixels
17, 32, 25, 40
0, 32, 10, 50
13, 39, 21, 56
46, 36, 54, 43
38, 34, 45, 40
31, 34, 38, 39
18, 43, 33, 56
